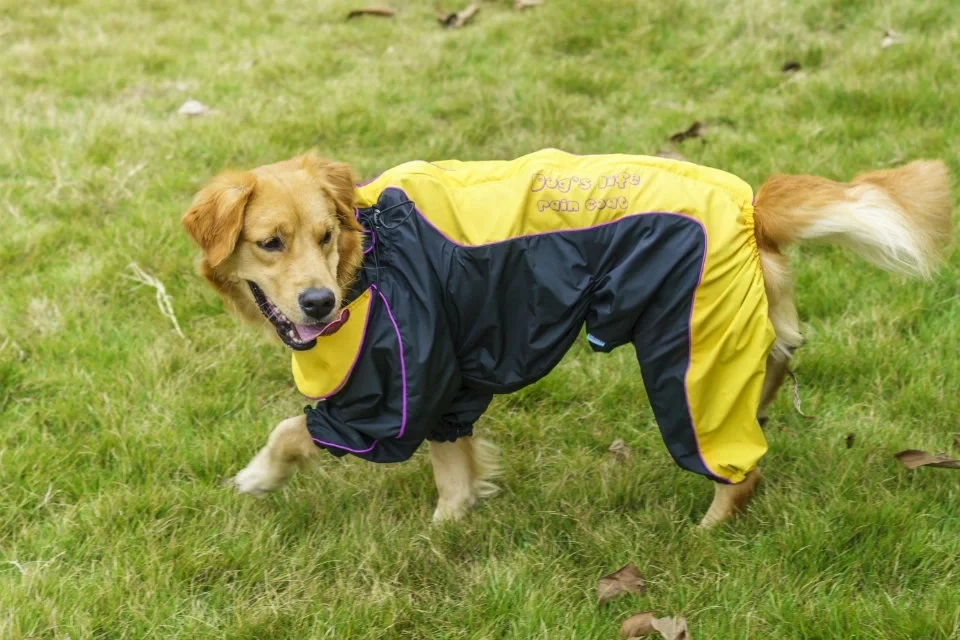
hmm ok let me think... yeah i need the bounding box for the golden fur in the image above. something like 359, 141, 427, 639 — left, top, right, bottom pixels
183, 153, 953, 527
182, 153, 364, 337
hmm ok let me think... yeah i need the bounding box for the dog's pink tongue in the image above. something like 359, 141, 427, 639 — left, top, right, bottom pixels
295, 309, 350, 342
295, 324, 326, 342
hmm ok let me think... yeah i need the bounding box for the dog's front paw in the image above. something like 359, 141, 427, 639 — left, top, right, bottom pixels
231, 453, 287, 497
432, 494, 477, 523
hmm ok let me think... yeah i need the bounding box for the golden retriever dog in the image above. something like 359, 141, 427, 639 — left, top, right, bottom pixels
182, 150, 952, 527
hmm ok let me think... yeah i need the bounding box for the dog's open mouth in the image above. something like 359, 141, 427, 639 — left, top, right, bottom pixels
247, 281, 349, 351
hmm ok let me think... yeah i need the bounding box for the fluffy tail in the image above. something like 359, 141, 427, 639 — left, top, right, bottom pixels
754, 160, 953, 278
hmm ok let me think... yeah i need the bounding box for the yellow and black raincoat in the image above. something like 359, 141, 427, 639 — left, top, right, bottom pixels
293, 149, 775, 484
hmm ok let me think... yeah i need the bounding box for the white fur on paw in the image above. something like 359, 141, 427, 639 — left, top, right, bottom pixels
432, 503, 465, 523
232, 456, 285, 497
432, 494, 477, 523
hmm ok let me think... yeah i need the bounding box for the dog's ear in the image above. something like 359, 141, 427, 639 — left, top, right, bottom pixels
182, 171, 257, 268
299, 151, 362, 231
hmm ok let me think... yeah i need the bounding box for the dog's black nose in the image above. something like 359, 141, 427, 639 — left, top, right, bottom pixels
298, 288, 336, 321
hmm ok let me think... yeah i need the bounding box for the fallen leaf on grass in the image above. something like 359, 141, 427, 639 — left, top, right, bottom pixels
668, 121, 704, 144
655, 149, 687, 161
609, 438, 631, 462
437, 3, 480, 28
881, 29, 902, 49
894, 450, 960, 470
845, 433, 855, 449
346, 6, 395, 19
781, 60, 802, 73
620, 612, 656, 637
651, 616, 690, 640
177, 99, 212, 117
513, 0, 543, 8
620, 612, 691, 639
598, 562, 646, 605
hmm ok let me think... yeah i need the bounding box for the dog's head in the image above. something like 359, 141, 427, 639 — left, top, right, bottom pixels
182, 152, 365, 350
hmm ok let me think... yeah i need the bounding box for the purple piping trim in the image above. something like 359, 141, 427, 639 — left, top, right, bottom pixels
303, 290, 376, 402
307, 286, 408, 455
309, 436, 378, 454
371, 284, 408, 439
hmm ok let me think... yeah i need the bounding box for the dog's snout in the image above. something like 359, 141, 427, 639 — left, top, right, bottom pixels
298, 288, 336, 320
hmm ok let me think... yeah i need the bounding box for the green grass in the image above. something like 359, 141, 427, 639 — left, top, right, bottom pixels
2, 0, 960, 637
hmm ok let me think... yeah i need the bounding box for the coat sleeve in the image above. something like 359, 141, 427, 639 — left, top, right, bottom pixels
427, 387, 494, 442
303, 291, 463, 463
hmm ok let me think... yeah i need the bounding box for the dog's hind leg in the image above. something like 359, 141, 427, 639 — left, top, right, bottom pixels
758, 351, 790, 426
429, 436, 500, 522
699, 468, 763, 528
757, 250, 803, 425
233, 414, 319, 496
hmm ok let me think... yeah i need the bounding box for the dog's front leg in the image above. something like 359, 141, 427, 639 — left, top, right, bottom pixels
429, 438, 477, 522
429, 436, 500, 522
233, 414, 318, 496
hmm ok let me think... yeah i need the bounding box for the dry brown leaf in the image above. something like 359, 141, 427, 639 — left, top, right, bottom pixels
346, 6, 396, 19
620, 612, 656, 638
513, 0, 543, 8
668, 121, 704, 144
655, 149, 687, 162
609, 438, 631, 462
620, 613, 691, 640
437, 3, 480, 28
651, 615, 690, 640
845, 433, 855, 449
597, 562, 646, 605
894, 449, 960, 470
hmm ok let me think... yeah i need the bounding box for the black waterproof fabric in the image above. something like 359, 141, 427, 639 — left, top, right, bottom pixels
304, 187, 710, 474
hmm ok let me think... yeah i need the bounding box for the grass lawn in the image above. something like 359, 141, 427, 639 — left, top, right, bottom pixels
2, 0, 960, 637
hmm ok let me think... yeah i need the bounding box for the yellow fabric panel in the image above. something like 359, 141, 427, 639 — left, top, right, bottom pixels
686, 203, 775, 483
291, 289, 373, 400
355, 149, 754, 245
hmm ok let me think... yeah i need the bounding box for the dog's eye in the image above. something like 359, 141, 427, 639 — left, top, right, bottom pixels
320, 230, 333, 246
256, 237, 284, 252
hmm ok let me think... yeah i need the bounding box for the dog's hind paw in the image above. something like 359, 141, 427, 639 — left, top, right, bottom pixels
698, 468, 762, 528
